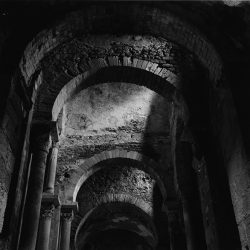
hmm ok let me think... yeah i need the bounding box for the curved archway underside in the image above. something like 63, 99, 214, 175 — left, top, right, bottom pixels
74, 202, 158, 250
20, 5, 222, 87
34, 34, 192, 122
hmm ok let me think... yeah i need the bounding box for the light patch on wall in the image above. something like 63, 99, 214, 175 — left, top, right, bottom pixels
222, 0, 243, 6
0, 184, 7, 232
62, 82, 169, 136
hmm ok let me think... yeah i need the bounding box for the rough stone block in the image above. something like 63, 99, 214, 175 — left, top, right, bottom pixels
132, 58, 138, 68
141, 60, 149, 70
136, 59, 144, 69
134, 153, 143, 161
119, 150, 128, 158
94, 153, 103, 163
149, 63, 158, 73
107, 151, 113, 159
114, 149, 120, 158
123, 57, 132, 67
108, 56, 119, 66
99, 151, 107, 160
154, 67, 162, 75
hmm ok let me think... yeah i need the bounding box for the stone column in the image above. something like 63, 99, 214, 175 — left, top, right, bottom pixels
59, 203, 78, 250
45, 142, 59, 193
175, 141, 206, 250
37, 204, 54, 250
45, 121, 59, 194
167, 206, 187, 250
19, 122, 51, 250
193, 157, 220, 250
36, 194, 60, 250
181, 197, 196, 250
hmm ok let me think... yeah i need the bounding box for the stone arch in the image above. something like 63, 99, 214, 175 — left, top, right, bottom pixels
61, 149, 167, 206
20, 4, 222, 87
78, 193, 153, 216
15, 5, 223, 124
74, 202, 158, 250
51, 61, 180, 121
32, 33, 188, 121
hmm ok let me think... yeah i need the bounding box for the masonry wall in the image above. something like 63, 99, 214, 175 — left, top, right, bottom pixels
56, 82, 171, 186
0, 79, 28, 250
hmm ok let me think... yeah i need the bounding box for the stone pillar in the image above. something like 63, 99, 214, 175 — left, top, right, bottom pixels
167, 205, 187, 250
19, 122, 51, 250
60, 213, 72, 250
36, 194, 60, 250
50, 205, 61, 250
59, 203, 78, 250
193, 157, 220, 250
45, 122, 59, 194
37, 204, 54, 250
181, 198, 196, 250
45, 142, 59, 193
175, 141, 207, 250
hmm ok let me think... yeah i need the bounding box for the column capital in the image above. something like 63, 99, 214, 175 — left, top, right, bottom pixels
61, 211, 73, 221
59, 203, 76, 250
42, 193, 60, 206
40, 194, 60, 218
40, 203, 55, 219
61, 203, 78, 221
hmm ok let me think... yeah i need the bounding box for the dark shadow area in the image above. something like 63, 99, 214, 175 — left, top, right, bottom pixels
175, 142, 207, 250
194, 129, 242, 250
142, 93, 188, 250
152, 184, 171, 250
75, 202, 156, 250
84, 229, 152, 250
182, 62, 241, 250
133, 92, 172, 249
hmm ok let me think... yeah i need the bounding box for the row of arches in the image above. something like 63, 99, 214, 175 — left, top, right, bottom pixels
0, 3, 246, 250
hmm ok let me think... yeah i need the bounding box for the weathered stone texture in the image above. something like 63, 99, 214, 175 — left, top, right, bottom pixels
1, 2, 249, 250
56, 82, 171, 184
20, 5, 222, 89
33, 34, 188, 121
63, 81, 170, 135
76, 165, 155, 214
43, 35, 181, 77
0, 127, 15, 233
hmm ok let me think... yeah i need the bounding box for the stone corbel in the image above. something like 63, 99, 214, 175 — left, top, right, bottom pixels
60, 202, 78, 220
40, 193, 60, 217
